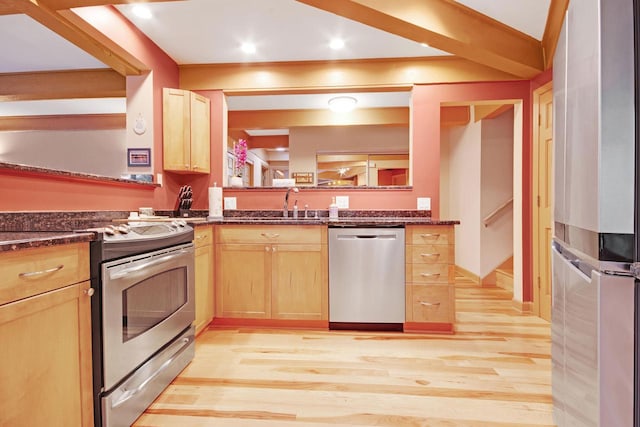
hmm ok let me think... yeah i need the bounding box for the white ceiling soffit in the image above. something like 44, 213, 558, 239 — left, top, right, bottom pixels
226, 92, 411, 111
0, 14, 108, 73
455, 0, 551, 40
115, 0, 448, 64
0, 98, 127, 117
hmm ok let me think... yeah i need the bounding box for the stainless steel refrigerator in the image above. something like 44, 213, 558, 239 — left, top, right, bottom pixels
552, 0, 637, 426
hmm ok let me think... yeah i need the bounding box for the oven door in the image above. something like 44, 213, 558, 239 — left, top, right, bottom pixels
101, 242, 195, 391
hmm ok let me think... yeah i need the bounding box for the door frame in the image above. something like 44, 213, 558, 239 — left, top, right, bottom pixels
532, 81, 553, 319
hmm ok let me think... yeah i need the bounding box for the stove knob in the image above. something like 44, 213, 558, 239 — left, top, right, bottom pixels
116, 224, 130, 234
169, 221, 179, 229
176, 219, 187, 227
103, 226, 116, 236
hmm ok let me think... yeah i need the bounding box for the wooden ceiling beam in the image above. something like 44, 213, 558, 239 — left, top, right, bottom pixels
9, 0, 147, 76
0, 69, 125, 101
228, 107, 409, 130
440, 106, 470, 128
38, 0, 183, 10
181, 57, 518, 93
0, 113, 125, 131
474, 104, 513, 122
542, 0, 569, 69
0, 0, 180, 15
246, 135, 290, 150
297, 0, 544, 79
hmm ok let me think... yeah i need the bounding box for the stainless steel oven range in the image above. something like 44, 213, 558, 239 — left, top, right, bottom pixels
89, 221, 195, 427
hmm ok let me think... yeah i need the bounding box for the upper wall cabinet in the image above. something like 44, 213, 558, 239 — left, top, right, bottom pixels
163, 88, 211, 174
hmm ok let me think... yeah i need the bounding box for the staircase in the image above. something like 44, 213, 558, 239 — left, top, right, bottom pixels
495, 268, 514, 292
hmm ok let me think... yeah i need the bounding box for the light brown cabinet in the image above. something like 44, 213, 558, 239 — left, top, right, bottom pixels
0, 243, 93, 426
162, 88, 210, 174
194, 225, 214, 334
215, 225, 328, 321
405, 225, 456, 332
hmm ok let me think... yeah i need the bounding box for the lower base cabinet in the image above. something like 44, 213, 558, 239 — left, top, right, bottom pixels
0, 242, 93, 426
194, 226, 214, 334
215, 225, 328, 321
404, 225, 456, 332
0, 280, 93, 426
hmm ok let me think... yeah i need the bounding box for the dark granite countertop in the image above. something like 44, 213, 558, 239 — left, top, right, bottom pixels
205, 217, 458, 226
0, 231, 96, 253
0, 209, 459, 251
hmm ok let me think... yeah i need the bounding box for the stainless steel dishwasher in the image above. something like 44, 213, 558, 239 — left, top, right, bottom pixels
328, 225, 405, 330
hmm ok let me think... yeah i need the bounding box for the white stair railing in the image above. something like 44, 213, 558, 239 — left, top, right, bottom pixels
483, 198, 513, 227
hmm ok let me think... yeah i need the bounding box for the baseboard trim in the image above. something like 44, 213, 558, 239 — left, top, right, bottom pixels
455, 265, 480, 284
512, 300, 532, 314
210, 318, 329, 329
404, 322, 454, 334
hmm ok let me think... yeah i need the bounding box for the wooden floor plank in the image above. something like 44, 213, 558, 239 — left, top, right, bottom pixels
133, 278, 554, 426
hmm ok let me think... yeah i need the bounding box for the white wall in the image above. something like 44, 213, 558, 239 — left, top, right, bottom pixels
289, 125, 409, 185
442, 107, 516, 281
480, 109, 514, 277
0, 129, 127, 177
446, 115, 482, 275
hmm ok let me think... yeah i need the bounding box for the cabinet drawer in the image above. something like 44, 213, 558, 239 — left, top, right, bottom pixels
0, 243, 89, 305
406, 263, 453, 284
407, 285, 454, 323
216, 225, 325, 244
407, 225, 453, 245
408, 245, 454, 264
193, 225, 213, 248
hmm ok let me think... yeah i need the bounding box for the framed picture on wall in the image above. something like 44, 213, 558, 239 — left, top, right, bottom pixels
227, 153, 234, 177
127, 148, 151, 167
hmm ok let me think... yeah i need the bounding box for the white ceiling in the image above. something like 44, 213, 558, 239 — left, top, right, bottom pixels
0, 0, 552, 116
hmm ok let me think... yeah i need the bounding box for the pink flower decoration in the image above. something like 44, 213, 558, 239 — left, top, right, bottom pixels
234, 139, 248, 176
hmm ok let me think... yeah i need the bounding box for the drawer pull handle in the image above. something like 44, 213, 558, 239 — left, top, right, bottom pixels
261, 233, 280, 239
19, 264, 64, 278
420, 253, 440, 258
265, 246, 271, 252
420, 273, 441, 278
420, 233, 441, 238
419, 301, 441, 307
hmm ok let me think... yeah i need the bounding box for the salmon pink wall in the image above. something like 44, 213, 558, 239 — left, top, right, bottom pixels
0, 170, 156, 211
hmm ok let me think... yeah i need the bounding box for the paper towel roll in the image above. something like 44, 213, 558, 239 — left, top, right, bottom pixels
208, 186, 223, 218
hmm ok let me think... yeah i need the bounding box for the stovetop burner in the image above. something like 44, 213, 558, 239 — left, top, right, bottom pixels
89, 220, 194, 261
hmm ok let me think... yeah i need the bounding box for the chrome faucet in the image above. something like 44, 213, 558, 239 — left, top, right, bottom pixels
283, 187, 299, 217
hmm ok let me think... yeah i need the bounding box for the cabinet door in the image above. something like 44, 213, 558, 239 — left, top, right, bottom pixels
163, 88, 191, 172
271, 244, 328, 320
0, 281, 93, 426
194, 243, 214, 334
190, 91, 210, 173
215, 244, 271, 318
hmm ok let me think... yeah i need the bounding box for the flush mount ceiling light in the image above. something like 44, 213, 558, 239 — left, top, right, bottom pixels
241, 42, 256, 54
328, 96, 357, 113
132, 5, 152, 19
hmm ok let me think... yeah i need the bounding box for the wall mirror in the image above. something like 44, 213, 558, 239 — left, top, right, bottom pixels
226, 91, 412, 188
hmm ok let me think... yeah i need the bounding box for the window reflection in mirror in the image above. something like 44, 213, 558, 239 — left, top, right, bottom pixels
317, 153, 409, 187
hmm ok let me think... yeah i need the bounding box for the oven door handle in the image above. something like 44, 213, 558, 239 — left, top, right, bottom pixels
111, 334, 193, 408
109, 250, 191, 280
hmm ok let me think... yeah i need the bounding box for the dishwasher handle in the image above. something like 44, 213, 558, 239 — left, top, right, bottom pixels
337, 234, 398, 240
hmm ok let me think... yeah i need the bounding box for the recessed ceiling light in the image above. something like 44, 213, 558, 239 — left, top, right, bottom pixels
329, 38, 345, 50
241, 42, 256, 54
328, 96, 357, 113
132, 5, 152, 19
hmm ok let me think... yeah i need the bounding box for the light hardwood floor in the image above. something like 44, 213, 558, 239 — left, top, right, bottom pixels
134, 277, 554, 427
